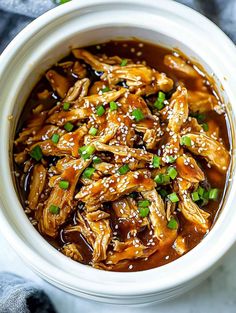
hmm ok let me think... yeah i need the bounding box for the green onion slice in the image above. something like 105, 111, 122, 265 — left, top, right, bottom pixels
209, 188, 219, 200
139, 207, 150, 218
152, 155, 161, 168
132, 108, 144, 122
59, 180, 69, 190
64, 122, 74, 132
138, 200, 151, 208
89, 127, 98, 136
167, 192, 179, 203
79, 145, 95, 160
118, 164, 130, 175
120, 59, 128, 67
51, 133, 60, 144
167, 166, 178, 180
62, 102, 70, 111
101, 86, 110, 93
180, 136, 192, 147
30, 145, 43, 161
49, 204, 60, 214
83, 167, 95, 179
154, 91, 166, 110
167, 217, 178, 230
96, 105, 106, 116
110, 101, 118, 111
191, 191, 200, 202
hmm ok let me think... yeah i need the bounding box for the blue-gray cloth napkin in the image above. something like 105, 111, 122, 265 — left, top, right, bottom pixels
0, 272, 56, 313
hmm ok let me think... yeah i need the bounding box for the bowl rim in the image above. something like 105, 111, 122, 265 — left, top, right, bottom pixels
0, 0, 236, 298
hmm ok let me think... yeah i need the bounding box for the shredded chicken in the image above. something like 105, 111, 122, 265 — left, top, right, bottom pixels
14, 41, 230, 272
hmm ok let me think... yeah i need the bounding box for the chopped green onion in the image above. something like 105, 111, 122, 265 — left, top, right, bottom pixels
79, 145, 95, 160
154, 174, 170, 184
191, 191, 200, 202
101, 86, 110, 93
59, 180, 69, 190
197, 186, 205, 197
96, 105, 105, 116
89, 127, 98, 136
120, 59, 128, 67
203, 190, 209, 200
154, 91, 166, 110
167, 167, 178, 180
139, 207, 150, 218
165, 155, 176, 164
138, 200, 151, 208
109, 101, 118, 111
54, 0, 71, 4
132, 108, 144, 122
93, 156, 102, 164
180, 136, 192, 147
83, 167, 95, 179
202, 123, 209, 131
62, 102, 70, 111
64, 122, 74, 132
209, 188, 219, 200
159, 189, 168, 198
118, 164, 130, 175
51, 133, 60, 144
152, 155, 161, 168
167, 217, 178, 230
30, 145, 43, 161
49, 204, 60, 214
167, 192, 179, 203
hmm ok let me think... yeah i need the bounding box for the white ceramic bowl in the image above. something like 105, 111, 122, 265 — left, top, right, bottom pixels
0, 0, 236, 305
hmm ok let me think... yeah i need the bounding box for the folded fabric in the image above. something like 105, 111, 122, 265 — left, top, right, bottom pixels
0, 272, 56, 313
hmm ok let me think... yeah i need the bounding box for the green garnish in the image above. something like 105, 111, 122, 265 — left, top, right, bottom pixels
120, 59, 128, 67
101, 86, 110, 93
89, 127, 98, 136
167, 167, 178, 180
30, 145, 43, 161
62, 102, 70, 111
110, 101, 118, 111
191, 191, 200, 202
54, 0, 71, 4
49, 204, 60, 214
138, 200, 151, 208
152, 155, 161, 168
139, 207, 150, 218
96, 105, 106, 116
82, 167, 95, 179
159, 189, 168, 198
197, 186, 205, 197
165, 155, 176, 164
167, 218, 178, 230
154, 91, 166, 110
93, 156, 102, 164
64, 122, 74, 132
118, 164, 130, 175
180, 136, 192, 147
154, 174, 170, 184
209, 188, 219, 200
51, 133, 60, 144
79, 145, 95, 160
132, 108, 144, 122
167, 192, 179, 203
59, 180, 69, 190
202, 123, 209, 131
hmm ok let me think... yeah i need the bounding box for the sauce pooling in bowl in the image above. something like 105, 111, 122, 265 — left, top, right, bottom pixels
13, 40, 231, 272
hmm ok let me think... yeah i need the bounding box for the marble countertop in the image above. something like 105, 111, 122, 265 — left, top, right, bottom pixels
1, 234, 236, 313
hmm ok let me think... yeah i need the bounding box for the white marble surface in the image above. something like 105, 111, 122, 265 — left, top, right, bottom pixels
0, 235, 236, 312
